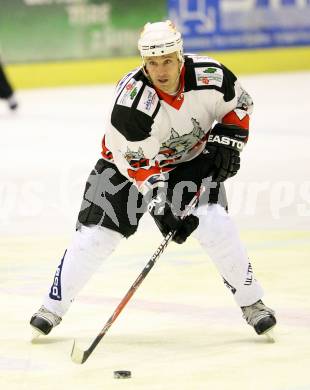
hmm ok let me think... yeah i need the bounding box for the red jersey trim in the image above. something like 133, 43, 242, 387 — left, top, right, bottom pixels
222, 110, 250, 130
128, 166, 173, 189
101, 135, 114, 161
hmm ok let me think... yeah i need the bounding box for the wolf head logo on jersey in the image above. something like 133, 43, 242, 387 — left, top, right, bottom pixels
160, 118, 205, 160
124, 147, 145, 162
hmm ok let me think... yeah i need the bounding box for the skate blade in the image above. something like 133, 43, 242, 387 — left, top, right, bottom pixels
263, 328, 276, 343
29, 328, 43, 343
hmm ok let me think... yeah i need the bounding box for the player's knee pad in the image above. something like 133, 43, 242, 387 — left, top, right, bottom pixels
195, 204, 237, 249
73, 224, 123, 260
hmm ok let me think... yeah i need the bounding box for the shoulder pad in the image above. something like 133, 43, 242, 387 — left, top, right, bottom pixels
115, 70, 159, 116
115, 70, 145, 109
115, 67, 140, 94
186, 54, 221, 66
112, 72, 160, 142
184, 55, 237, 102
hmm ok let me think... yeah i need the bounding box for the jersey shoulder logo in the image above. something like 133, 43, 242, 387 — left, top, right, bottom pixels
194, 66, 223, 88
136, 86, 159, 117
115, 67, 140, 95
116, 79, 144, 108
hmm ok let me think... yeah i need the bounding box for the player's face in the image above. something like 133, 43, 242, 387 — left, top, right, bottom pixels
144, 52, 180, 94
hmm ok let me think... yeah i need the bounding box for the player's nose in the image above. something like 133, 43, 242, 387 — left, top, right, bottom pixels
157, 64, 167, 76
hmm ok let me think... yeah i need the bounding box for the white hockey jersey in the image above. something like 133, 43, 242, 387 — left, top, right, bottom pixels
102, 54, 253, 194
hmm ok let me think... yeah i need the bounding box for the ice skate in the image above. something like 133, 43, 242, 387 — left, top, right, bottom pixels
30, 306, 62, 340
241, 300, 276, 338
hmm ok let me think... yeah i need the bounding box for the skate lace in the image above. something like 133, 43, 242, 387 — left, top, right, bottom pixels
36, 306, 62, 326
242, 300, 275, 326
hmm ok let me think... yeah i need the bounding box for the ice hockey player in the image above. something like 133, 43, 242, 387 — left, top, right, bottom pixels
0, 59, 18, 110
30, 20, 276, 340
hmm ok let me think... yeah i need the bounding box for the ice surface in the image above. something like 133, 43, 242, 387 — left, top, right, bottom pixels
0, 72, 309, 390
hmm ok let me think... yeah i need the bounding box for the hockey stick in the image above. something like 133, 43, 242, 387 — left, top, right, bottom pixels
71, 185, 205, 364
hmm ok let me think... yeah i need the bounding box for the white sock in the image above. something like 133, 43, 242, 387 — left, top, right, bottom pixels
194, 204, 264, 307
43, 225, 123, 317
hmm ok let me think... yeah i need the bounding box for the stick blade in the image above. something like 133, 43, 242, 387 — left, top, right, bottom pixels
71, 339, 88, 364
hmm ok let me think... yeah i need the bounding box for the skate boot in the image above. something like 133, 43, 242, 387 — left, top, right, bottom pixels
241, 300, 276, 335
30, 306, 62, 337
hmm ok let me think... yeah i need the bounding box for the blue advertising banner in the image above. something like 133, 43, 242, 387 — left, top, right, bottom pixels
168, 0, 310, 51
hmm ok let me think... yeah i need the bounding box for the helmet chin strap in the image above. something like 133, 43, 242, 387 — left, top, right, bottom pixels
171, 62, 184, 94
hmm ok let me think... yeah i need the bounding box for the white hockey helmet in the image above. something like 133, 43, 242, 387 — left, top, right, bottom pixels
138, 20, 183, 59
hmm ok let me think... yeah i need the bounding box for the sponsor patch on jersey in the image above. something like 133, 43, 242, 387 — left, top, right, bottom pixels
136, 86, 159, 116
194, 67, 223, 88
116, 68, 138, 95
116, 79, 143, 108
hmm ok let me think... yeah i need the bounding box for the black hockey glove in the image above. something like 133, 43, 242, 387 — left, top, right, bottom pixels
204, 123, 248, 182
148, 193, 199, 244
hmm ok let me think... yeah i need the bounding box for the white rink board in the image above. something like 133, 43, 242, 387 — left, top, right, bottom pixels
0, 72, 310, 390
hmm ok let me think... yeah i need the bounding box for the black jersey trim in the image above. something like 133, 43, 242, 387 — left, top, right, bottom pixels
152, 101, 161, 120
111, 104, 155, 142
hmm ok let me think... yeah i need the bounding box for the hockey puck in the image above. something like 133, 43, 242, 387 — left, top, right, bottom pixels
114, 370, 131, 379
